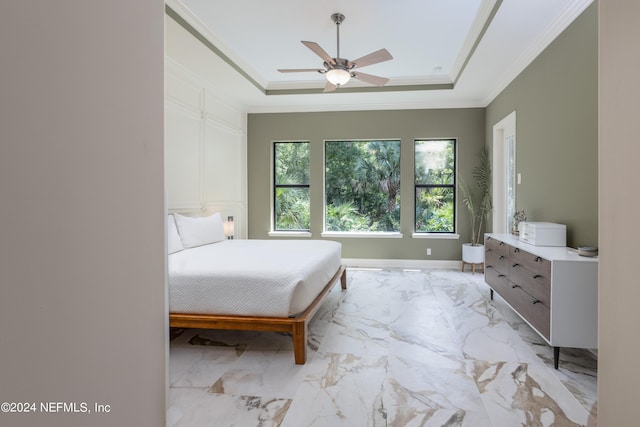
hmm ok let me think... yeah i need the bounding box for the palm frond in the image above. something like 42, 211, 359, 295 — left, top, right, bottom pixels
458, 147, 492, 245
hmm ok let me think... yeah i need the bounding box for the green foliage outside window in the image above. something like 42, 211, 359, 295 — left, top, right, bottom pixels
274, 139, 455, 234
325, 140, 400, 232
415, 140, 456, 233
274, 142, 310, 230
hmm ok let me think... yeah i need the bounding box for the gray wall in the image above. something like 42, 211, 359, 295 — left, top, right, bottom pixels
485, 3, 598, 247
0, 2, 166, 426
248, 109, 485, 260
598, 0, 640, 423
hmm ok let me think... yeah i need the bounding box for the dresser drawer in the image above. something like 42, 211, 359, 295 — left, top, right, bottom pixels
485, 265, 510, 294
486, 236, 509, 258
510, 263, 551, 308
486, 263, 551, 341
510, 247, 551, 277
506, 281, 551, 340
485, 247, 510, 276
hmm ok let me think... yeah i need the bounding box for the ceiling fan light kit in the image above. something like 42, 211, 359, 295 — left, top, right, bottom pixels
326, 68, 351, 86
277, 13, 393, 92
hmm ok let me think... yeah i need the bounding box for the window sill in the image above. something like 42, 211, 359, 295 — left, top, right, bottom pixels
412, 233, 460, 240
268, 231, 312, 238
321, 231, 403, 239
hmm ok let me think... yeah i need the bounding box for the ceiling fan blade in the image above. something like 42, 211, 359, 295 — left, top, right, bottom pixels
352, 71, 389, 87
350, 48, 393, 68
278, 68, 323, 73
301, 41, 336, 65
323, 81, 337, 93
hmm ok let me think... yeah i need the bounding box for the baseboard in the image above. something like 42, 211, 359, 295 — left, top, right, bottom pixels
342, 258, 461, 269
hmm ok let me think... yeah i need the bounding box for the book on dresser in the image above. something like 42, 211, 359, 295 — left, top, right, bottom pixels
483, 233, 598, 369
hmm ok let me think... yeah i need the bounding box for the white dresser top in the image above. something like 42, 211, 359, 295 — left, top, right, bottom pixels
485, 233, 598, 263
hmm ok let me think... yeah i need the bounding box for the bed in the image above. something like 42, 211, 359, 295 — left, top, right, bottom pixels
167, 213, 347, 364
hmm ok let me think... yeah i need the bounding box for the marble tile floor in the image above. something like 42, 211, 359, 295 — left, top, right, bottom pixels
168, 268, 598, 427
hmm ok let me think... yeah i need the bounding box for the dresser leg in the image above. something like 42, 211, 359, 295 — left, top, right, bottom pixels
553, 346, 560, 369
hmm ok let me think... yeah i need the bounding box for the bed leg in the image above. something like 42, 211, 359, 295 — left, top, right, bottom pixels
292, 321, 307, 365
340, 267, 347, 290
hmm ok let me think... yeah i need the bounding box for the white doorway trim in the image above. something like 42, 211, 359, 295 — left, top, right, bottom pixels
492, 111, 516, 233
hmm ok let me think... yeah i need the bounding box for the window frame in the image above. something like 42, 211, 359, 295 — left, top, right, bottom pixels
272, 141, 311, 233
414, 138, 457, 235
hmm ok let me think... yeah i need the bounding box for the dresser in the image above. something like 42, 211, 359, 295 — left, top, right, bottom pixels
484, 233, 598, 368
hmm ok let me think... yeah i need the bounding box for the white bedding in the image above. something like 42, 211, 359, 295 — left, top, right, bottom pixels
168, 239, 342, 317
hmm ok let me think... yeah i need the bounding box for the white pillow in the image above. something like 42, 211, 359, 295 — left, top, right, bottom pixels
174, 212, 225, 248
167, 215, 184, 254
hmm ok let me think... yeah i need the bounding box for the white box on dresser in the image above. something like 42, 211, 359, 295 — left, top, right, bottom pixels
519, 222, 567, 246
484, 233, 598, 369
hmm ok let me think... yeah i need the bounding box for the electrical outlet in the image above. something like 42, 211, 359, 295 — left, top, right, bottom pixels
427, 248, 432, 256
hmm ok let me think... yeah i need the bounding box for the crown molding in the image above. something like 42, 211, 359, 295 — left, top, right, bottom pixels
165, 1, 477, 97
482, 0, 594, 105
165, 1, 267, 92
246, 97, 486, 114
450, 0, 502, 84
166, 0, 594, 111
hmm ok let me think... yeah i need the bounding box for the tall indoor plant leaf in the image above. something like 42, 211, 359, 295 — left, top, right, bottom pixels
459, 147, 492, 245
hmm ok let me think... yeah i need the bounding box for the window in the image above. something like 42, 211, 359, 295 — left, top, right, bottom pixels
324, 140, 400, 232
415, 139, 456, 233
273, 141, 310, 231
505, 133, 516, 233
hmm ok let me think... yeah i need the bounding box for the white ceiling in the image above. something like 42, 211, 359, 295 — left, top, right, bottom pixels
166, 0, 593, 113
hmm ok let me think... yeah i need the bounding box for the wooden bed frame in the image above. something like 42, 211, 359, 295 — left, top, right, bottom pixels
169, 265, 347, 364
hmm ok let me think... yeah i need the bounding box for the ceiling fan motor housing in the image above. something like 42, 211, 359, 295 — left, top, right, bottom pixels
331, 13, 345, 25
324, 58, 352, 72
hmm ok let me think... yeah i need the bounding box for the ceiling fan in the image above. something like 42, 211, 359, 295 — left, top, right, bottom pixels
278, 13, 393, 92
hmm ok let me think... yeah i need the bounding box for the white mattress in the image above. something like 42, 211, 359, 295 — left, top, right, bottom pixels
168, 239, 342, 317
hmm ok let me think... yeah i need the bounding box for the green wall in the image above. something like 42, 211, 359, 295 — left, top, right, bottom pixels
247, 108, 485, 260
485, 3, 598, 247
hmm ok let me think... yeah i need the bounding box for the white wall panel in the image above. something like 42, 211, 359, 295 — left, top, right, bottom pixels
165, 102, 202, 208
166, 70, 201, 111
203, 120, 241, 202
165, 59, 247, 236
204, 91, 243, 130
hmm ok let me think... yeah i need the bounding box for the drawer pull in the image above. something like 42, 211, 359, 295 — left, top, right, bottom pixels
512, 263, 519, 268
514, 248, 520, 253
498, 274, 505, 278
486, 265, 493, 269
498, 255, 505, 260
512, 284, 519, 288
486, 248, 493, 253
535, 256, 542, 262
499, 242, 504, 246
533, 299, 541, 305
533, 274, 542, 279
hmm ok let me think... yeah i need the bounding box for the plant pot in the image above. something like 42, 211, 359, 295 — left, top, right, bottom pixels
462, 243, 485, 264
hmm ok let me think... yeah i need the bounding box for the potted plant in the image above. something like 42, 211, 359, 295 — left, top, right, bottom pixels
513, 210, 527, 234
459, 147, 492, 271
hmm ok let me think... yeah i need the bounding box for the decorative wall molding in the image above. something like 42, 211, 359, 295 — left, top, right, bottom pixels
165, 58, 248, 238
165, 97, 201, 119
